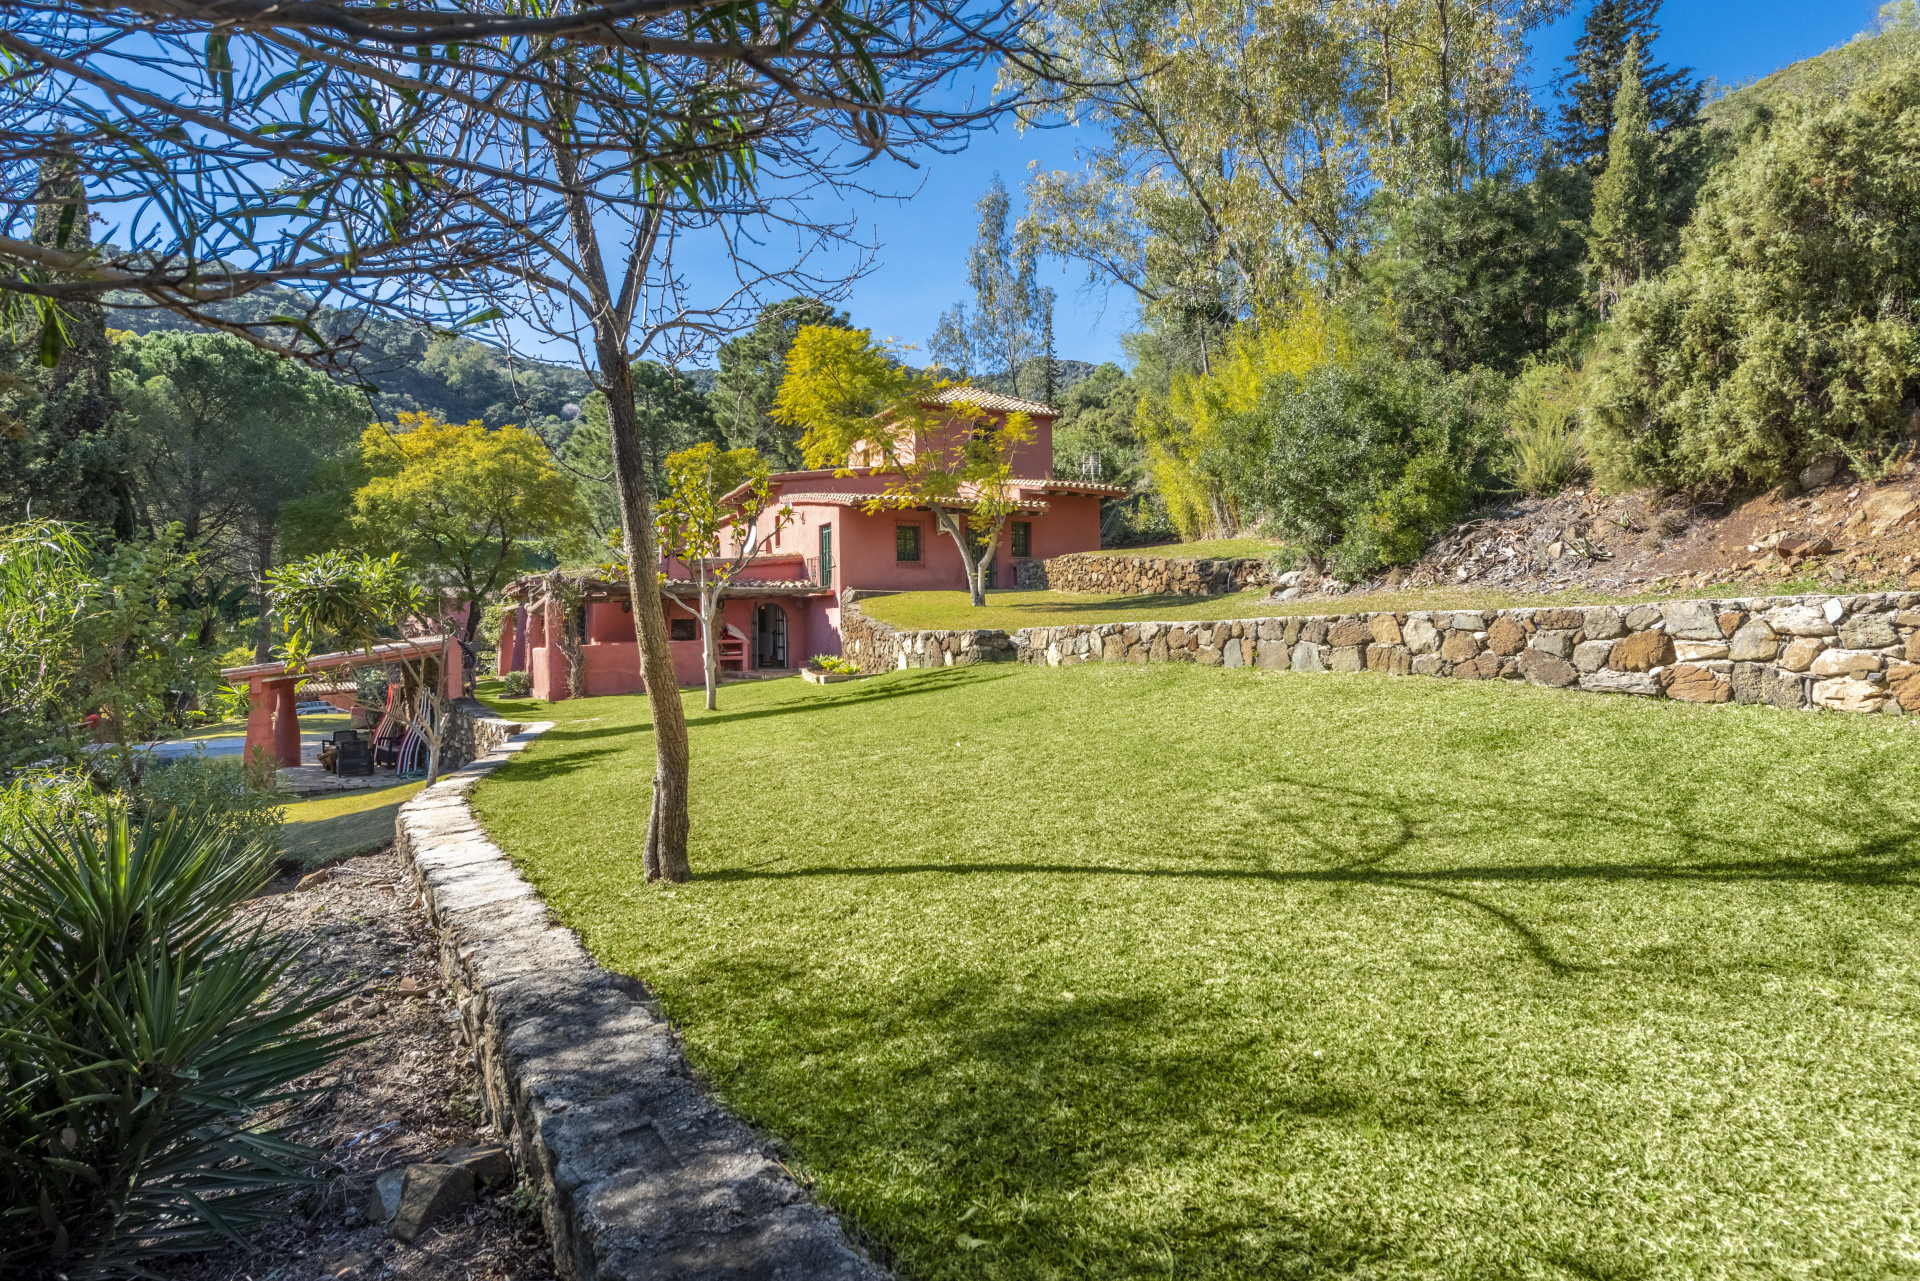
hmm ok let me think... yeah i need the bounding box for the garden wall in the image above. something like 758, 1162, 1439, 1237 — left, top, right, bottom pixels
396, 727, 889, 1281
843, 593, 1920, 714
438, 697, 523, 772
1014, 551, 1272, 595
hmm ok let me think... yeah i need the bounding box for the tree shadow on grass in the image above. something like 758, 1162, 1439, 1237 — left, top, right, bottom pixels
690, 667, 1018, 729
681, 960, 1394, 1277
509, 668, 1020, 743
704, 761, 1920, 977
488, 744, 627, 783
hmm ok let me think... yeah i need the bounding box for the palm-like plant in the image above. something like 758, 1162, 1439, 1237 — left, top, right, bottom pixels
0, 813, 353, 1278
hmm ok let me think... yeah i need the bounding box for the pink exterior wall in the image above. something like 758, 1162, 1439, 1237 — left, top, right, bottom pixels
501, 406, 1100, 700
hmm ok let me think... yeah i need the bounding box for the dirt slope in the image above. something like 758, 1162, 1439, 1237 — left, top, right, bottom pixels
1386, 461, 1920, 600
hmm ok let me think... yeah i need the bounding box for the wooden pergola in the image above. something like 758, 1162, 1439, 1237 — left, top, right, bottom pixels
220, 636, 460, 768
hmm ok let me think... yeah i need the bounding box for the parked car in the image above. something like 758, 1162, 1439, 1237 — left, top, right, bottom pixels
294, 700, 337, 715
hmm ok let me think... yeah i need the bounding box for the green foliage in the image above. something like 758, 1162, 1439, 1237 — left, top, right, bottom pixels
1052, 363, 1141, 485
268, 550, 423, 660
0, 521, 217, 772
565, 364, 720, 539
0, 812, 349, 1277
1554, 0, 1704, 171
1589, 40, 1670, 308
0, 769, 119, 835
1146, 302, 1356, 540
113, 331, 365, 553
711, 299, 851, 470
810, 654, 858, 674
136, 755, 284, 855
1586, 56, 1920, 489
109, 287, 594, 445
353, 411, 590, 637
1228, 356, 1497, 578
1704, 22, 1920, 132
500, 670, 531, 699
1504, 361, 1589, 496
0, 175, 133, 537
1373, 170, 1589, 374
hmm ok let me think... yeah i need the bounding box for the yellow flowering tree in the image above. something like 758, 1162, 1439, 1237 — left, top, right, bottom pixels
1142, 299, 1356, 538
774, 326, 1031, 607
654, 443, 792, 711
352, 412, 589, 681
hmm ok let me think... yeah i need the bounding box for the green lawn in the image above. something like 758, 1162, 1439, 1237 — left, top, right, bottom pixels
472, 667, 1920, 1279
860, 581, 1816, 633
278, 780, 425, 867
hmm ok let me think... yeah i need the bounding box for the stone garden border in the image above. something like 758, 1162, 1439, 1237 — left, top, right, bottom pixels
841, 592, 1920, 716
395, 723, 889, 1281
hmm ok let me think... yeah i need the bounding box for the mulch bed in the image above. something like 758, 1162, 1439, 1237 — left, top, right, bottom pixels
161, 848, 558, 1281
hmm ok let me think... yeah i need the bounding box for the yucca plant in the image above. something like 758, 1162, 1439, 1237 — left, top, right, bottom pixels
0, 812, 354, 1278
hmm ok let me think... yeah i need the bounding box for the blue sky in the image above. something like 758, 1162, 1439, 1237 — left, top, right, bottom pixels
793, 0, 1886, 369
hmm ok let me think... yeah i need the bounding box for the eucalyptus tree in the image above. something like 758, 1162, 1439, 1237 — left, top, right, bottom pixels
1013, 0, 1569, 338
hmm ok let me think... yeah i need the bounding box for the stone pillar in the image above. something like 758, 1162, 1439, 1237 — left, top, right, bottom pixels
499, 610, 520, 675
270, 679, 300, 767
442, 637, 462, 701
243, 674, 275, 766
512, 605, 529, 672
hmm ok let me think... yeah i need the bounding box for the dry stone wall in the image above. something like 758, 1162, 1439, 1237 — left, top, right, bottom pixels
1016, 551, 1271, 596
847, 592, 1920, 714
439, 697, 523, 772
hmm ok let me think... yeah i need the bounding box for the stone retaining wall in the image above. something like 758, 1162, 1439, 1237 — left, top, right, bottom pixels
848, 592, 1920, 714
438, 697, 523, 773
839, 596, 1017, 675
1015, 551, 1271, 596
396, 729, 889, 1281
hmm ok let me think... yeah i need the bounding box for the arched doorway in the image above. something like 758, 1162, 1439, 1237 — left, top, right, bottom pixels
753, 603, 788, 669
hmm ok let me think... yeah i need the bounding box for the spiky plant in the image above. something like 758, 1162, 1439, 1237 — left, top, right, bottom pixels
0, 813, 354, 1278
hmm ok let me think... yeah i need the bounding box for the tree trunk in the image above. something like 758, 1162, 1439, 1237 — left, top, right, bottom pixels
254, 523, 276, 662
549, 138, 691, 881
597, 344, 693, 881
701, 586, 721, 712
936, 507, 993, 607
424, 691, 443, 786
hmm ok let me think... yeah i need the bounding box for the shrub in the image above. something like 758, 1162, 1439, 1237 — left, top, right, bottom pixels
811, 655, 859, 675
1144, 303, 1355, 539
136, 752, 284, 855
0, 768, 120, 835
1504, 361, 1587, 496
0, 813, 351, 1277
499, 670, 532, 698
1228, 357, 1499, 579
1586, 56, 1920, 489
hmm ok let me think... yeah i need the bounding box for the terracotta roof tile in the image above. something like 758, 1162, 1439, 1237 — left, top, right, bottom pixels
923, 385, 1057, 417
1010, 477, 1132, 497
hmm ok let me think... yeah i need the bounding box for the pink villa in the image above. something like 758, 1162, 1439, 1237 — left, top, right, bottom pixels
497, 387, 1126, 699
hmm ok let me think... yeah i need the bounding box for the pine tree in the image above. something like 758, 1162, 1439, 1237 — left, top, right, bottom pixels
1555, 0, 1701, 172
709, 297, 849, 470
0, 154, 135, 535
1588, 38, 1665, 315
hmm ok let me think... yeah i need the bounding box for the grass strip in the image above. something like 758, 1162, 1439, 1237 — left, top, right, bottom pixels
279, 781, 426, 867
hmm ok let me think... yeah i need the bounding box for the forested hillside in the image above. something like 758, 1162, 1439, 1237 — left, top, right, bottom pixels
107, 289, 596, 444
